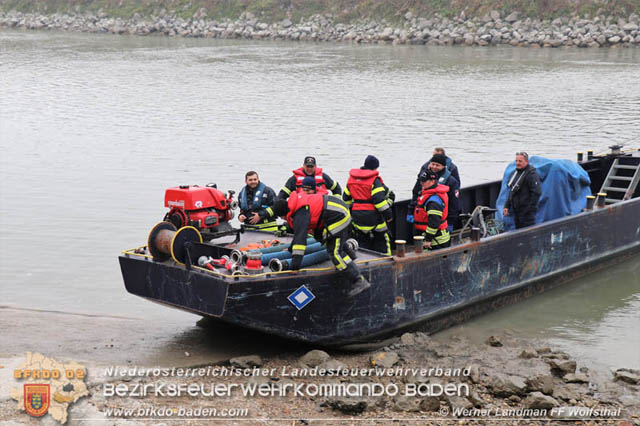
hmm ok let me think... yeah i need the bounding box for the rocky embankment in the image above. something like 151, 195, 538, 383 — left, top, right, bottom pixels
2, 9, 640, 47
35, 332, 638, 424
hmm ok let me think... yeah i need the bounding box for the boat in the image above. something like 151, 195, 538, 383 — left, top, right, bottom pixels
118, 146, 640, 346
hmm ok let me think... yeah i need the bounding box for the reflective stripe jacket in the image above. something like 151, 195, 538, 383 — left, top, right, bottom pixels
278, 168, 342, 199
287, 194, 351, 269
286, 192, 324, 234
344, 168, 393, 224
293, 167, 325, 191
346, 169, 379, 210
414, 184, 449, 233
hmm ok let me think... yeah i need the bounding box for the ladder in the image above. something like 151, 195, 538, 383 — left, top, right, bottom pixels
599, 156, 640, 205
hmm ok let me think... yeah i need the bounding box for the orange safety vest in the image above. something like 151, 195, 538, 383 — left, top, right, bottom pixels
346, 169, 384, 211
292, 167, 326, 193
287, 192, 324, 233
414, 184, 449, 232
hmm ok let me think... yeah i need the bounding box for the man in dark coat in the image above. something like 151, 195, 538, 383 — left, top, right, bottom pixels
503, 152, 542, 229
433, 147, 460, 186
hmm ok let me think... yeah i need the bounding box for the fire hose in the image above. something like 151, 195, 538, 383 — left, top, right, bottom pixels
258, 242, 324, 265
229, 237, 317, 264
268, 250, 331, 272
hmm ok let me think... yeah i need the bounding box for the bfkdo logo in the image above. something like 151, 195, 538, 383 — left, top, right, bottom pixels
11, 353, 89, 424
24, 384, 50, 417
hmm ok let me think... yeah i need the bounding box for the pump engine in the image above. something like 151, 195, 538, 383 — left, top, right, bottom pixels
163, 184, 237, 234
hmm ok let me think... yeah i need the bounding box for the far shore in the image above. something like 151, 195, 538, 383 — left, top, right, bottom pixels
2, 9, 639, 48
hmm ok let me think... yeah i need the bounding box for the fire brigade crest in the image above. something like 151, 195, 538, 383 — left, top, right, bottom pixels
11, 352, 88, 424
24, 384, 50, 417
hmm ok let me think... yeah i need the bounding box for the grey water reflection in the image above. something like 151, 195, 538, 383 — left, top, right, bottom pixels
438, 258, 640, 370
1, 29, 639, 368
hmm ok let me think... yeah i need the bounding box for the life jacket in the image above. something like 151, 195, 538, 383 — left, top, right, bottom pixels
292, 167, 325, 193
414, 184, 449, 231
287, 192, 324, 233
438, 167, 452, 185
238, 182, 266, 211
346, 169, 383, 211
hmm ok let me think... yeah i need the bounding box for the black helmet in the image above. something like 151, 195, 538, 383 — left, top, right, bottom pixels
419, 170, 438, 182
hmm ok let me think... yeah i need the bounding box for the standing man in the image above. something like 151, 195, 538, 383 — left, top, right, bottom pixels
503, 152, 541, 229
238, 171, 278, 232
278, 156, 341, 200
414, 170, 451, 250
433, 147, 460, 186
254, 191, 371, 297
409, 154, 461, 230
343, 155, 395, 255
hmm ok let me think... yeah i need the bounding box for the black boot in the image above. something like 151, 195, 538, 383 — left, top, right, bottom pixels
347, 275, 371, 297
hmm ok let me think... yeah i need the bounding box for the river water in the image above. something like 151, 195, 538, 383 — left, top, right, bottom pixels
1, 29, 639, 370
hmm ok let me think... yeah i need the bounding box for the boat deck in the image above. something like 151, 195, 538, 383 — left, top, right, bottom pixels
204, 229, 390, 275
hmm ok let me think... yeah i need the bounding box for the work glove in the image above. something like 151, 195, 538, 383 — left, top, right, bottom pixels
406, 214, 414, 223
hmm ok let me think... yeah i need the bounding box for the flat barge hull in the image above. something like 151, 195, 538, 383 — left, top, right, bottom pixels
119, 155, 640, 345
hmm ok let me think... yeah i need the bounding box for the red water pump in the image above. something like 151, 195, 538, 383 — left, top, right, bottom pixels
163, 184, 237, 232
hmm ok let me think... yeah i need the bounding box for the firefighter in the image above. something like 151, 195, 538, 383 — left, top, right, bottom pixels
414, 170, 451, 250
238, 171, 278, 232
255, 179, 371, 298
343, 155, 394, 256
408, 153, 461, 230
300, 176, 319, 195
278, 156, 341, 200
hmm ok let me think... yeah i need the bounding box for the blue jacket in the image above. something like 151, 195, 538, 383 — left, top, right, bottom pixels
238, 182, 276, 216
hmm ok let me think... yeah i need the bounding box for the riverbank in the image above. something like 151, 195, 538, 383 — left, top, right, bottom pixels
1, 308, 639, 424
1, 8, 639, 47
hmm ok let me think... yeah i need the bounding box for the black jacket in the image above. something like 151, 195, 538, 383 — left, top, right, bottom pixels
505, 165, 542, 216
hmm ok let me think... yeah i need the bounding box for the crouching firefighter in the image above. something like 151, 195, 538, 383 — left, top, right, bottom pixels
255, 180, 371, 297
343, 155, 394, 255
238, 171, 279, 232
414, 170, 451, 250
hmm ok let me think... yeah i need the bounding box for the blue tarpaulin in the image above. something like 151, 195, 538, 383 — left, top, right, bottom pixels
495, 156, 592, 231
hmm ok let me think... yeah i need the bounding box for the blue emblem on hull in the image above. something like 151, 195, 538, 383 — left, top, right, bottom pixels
288, 285, 315, 310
